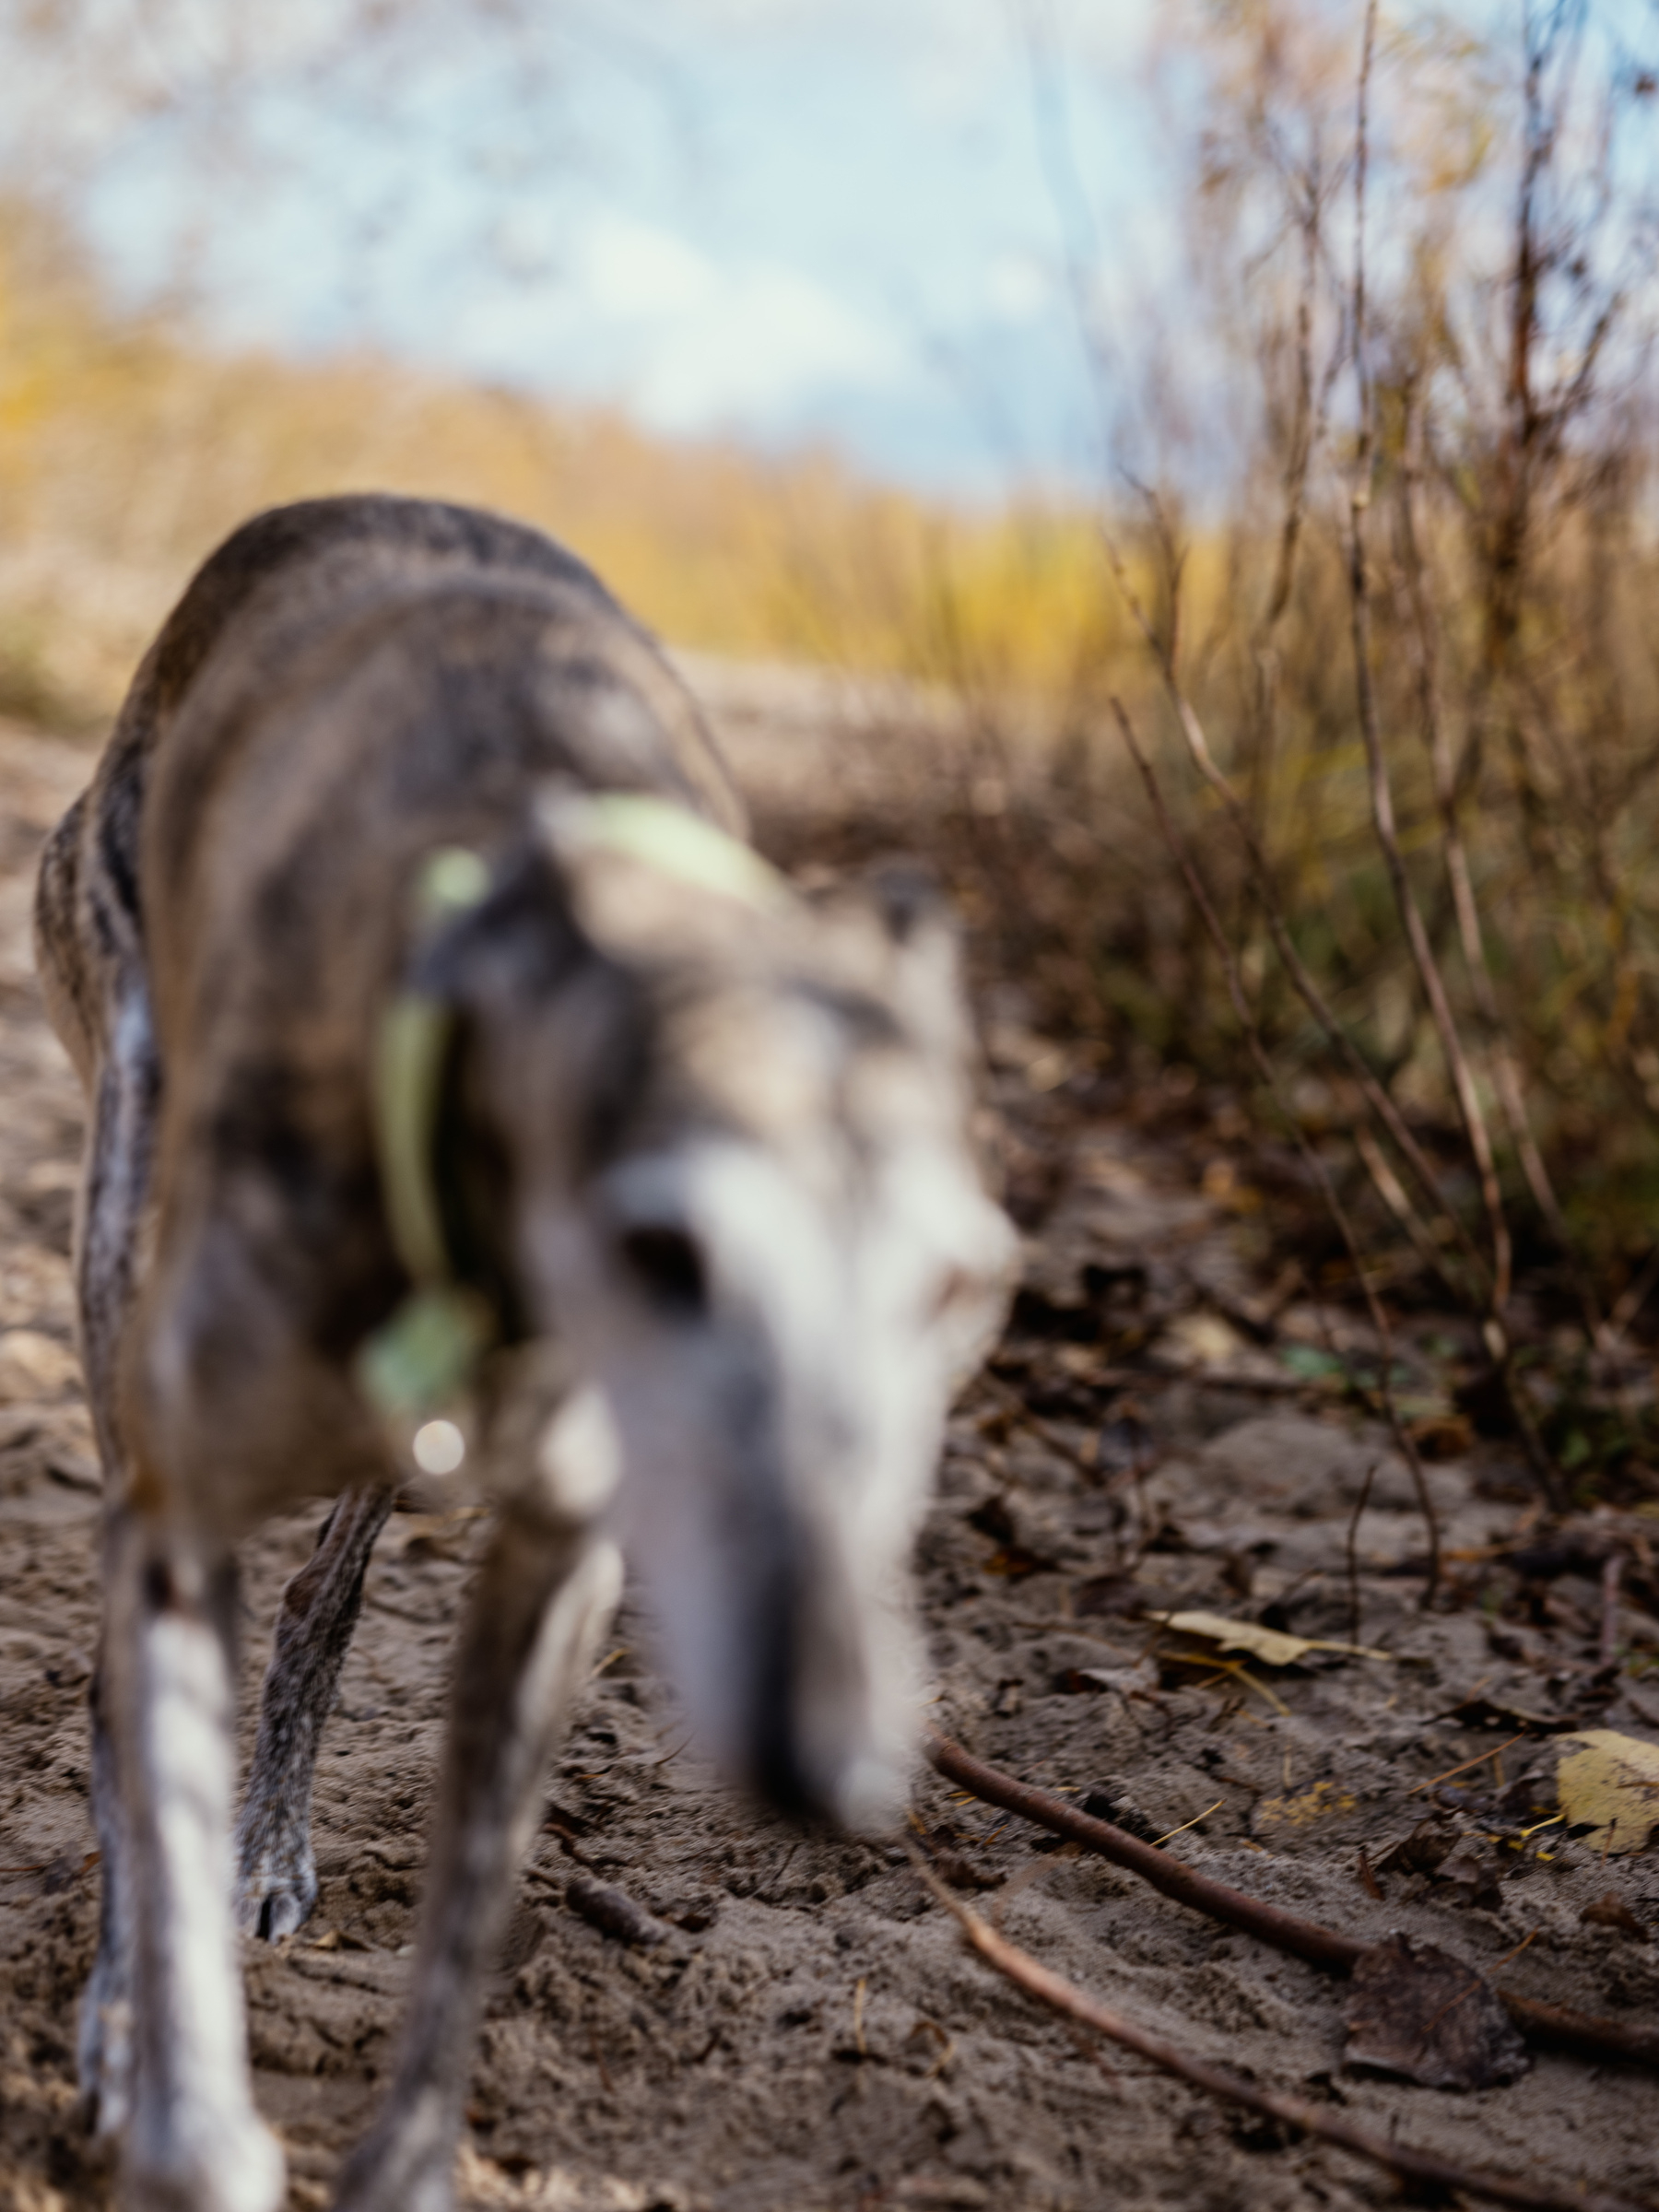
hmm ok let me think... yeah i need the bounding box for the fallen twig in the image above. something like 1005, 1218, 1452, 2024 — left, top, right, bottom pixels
924, 1730, 1659, 2073
1408, 1735, 1526, 1795
903, 1842, 1645, 2212
563, 1872, 671, 1948
929, 1728, 1359, 1971
0, 1848, 99, 1879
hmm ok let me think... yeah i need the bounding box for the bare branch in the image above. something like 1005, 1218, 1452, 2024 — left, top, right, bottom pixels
905, 1852, 1646, 2212
1112, 695, 1443, 1592
1393, 389, 1604, 1343
925, 1730, 1659, 2076
1098, 522, 1490, 1315
1346, 0, 1514, 1315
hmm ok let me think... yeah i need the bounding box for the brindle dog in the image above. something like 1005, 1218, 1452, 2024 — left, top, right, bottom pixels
33, 496, 1012, 2212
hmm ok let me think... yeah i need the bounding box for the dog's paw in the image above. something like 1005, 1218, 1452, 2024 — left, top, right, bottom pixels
331, 2119, 455, 2212
234, 1841, 318, 1942
124, 2106, 286, 2212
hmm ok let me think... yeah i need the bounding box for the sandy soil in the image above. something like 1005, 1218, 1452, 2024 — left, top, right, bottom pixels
2, 709, 1657, 2212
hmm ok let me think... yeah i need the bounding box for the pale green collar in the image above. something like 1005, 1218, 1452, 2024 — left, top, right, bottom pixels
540, 790, 787, 912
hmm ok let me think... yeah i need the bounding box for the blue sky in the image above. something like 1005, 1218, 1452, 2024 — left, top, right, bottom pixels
41, 0, 1168, 493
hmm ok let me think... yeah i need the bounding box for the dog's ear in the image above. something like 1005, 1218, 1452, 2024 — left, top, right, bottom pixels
534, 788, 785, 967
809, 860, 972, 1067
410, 839, 591, 1014
407, 840, 649, 1200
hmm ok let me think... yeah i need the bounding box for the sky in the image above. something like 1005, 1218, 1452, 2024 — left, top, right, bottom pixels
12, 0, 1172, 493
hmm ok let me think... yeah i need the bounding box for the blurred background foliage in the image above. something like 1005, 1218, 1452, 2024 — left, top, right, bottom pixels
0, 194, 1124, 717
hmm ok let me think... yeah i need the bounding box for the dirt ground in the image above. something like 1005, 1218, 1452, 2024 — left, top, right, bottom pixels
2, 699, 1658, 2212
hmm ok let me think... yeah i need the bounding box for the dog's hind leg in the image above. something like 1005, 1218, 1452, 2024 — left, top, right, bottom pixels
332, 1506, 623, 2212
71, 979, 161, 2141
59, 956, 280, 2206
101, 1508, 286, 2212
235, 1483, 395, 1940
81, 1618, 136, 2137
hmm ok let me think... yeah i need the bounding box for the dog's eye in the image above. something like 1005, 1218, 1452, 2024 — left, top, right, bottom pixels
618, 1224, 708, 1316
928, 1265, 983, 1325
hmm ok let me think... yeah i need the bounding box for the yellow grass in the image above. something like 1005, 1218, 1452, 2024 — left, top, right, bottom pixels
0, 202, 1132, 724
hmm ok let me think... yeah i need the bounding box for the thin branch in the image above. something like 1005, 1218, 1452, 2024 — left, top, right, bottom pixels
1600, 1549, 1623, 1670
1098, 524, 1491, 1315
934, 1719, 1354, 1970
1343, 3, 1563, 1507
1354, 1124, 1464, 1300
1244, 156, 1330, 835
1112, 695, 1442, 1595
925, 1730, 1659, 2074
905, 1846, 1647, 2212
1346, 0, 1515, 1320
1392, 390, 1599, 1341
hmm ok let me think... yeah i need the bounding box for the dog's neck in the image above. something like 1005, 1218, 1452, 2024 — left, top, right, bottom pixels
357, 810, 784, 1427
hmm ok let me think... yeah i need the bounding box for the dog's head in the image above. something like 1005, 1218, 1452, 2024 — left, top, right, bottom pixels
425, 808, 1015, 1830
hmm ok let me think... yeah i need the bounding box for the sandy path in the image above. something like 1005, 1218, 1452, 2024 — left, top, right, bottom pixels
0, 712, 1655, 2212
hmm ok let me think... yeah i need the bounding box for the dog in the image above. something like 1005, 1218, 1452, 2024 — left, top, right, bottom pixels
32, 494, 1014, 2212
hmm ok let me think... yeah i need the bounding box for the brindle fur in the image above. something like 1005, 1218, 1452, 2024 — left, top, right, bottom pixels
34, 494, 1010, 2212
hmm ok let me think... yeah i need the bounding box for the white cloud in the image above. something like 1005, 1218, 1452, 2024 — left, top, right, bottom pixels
579, 214, 712, 320
455, 210, 911, 438
985, 252, 1051, 324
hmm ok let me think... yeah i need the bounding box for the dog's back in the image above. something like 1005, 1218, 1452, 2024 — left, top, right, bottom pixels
38, 495, 750, 1502
37, 494, 740, 1082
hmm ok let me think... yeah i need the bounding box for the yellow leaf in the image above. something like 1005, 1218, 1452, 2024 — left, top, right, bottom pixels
1555, 1731, 1659, 1856
1152, 1610, 1394, 1669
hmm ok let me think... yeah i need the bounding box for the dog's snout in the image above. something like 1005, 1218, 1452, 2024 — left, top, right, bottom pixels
743, 1572, 905, 1834
748, 1570, 815, 1816
751, 1728, 900, 1834
752, 1720, 818, 1821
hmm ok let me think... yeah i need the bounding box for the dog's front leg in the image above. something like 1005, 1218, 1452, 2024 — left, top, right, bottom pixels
236, 1483, 396, 1940
101, 1506, 286, 2212
333, 1508, 622, 2212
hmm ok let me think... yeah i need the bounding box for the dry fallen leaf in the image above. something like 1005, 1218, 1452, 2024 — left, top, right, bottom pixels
563, 1872, 671, 1948
1554, 1730, 1659, 1856
1580, 1891, 1651, 1940
1434, 1851, 1506, 1913
1344, 1934, 1529, 2090
1053, 1660, 1160, 1700
1151, 1610, 1393, 1668
1374, 1818, 1454, 1877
